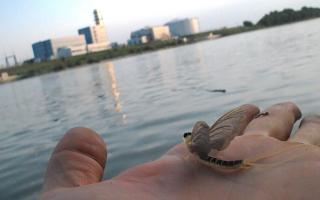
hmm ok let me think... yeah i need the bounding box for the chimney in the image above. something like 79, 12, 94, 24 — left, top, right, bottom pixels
94, 9, 103, 26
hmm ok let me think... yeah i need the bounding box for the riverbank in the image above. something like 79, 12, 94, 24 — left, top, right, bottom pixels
0, 26, 259, 82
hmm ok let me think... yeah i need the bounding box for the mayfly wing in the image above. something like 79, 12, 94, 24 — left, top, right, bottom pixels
190, 121, 212, 157
191, 121, 209, 139
208, 106, 246, 151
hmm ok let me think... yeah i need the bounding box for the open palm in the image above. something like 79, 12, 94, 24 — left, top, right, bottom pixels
39, 102, 320, 200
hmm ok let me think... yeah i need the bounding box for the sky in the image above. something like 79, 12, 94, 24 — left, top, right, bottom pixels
0, 0, 320, 65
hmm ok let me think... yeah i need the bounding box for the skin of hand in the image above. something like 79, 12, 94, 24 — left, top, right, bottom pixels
39, 102, 320, 200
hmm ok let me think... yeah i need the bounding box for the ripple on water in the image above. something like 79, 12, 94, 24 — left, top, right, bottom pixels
2, 19, 320, 200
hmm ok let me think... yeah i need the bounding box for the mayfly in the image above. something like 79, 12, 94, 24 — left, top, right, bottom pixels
183, 106, 302, 170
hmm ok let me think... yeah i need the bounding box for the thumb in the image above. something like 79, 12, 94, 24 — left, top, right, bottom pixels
42, 127, 107, 193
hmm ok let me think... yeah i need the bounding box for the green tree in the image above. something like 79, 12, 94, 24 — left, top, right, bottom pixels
257, 7, 320, 27
243, 21, 254, 27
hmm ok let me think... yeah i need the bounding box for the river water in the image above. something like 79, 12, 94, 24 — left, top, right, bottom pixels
1, 19, 320, 199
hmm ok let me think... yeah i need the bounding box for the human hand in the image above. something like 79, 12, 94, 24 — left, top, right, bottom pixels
39, 102, 320, 200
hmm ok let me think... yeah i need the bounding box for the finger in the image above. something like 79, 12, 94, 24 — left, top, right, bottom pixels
244, 102, 301, 140
42, 127, 107, 193
290, 115, 320, 145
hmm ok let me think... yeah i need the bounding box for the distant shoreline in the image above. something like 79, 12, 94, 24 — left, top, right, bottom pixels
1, 7, 320, 83
0, 25, 261, 83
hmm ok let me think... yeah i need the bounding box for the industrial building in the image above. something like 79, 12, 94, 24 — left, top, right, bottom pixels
152, 26, 171, 40
129, 28, 152, 45
32, 9, 110, 61
128, 26, 171, 45
165, 18, 200, 37
78, 9, 110, 53
32, 35, 87, 61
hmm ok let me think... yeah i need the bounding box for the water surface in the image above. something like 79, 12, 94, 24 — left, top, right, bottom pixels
1, 19, 320, 200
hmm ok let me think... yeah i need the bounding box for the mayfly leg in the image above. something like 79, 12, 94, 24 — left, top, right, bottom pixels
255, 112, 269, 119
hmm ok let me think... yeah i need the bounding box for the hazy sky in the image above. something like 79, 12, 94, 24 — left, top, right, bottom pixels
0, 0, 320, 65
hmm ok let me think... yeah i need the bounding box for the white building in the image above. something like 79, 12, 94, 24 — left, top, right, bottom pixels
87, 43, 110, 53
165, 18, 200, 37
78, 9, 110, 52
128, 25, 171, 45
0, 72, 16, 82
57, 45, 88, 58
151, 26, 171, 41
52, 36, 87, 58
78, 25, 109, 45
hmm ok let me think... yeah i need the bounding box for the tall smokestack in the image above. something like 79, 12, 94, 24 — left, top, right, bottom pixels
94, 9, 103, 26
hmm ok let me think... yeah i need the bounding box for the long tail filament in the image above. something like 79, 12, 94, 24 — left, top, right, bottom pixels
241, 143, 306, 169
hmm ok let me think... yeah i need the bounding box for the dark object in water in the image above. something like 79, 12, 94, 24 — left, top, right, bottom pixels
206, 89, 227, 93
171, 87, 226, 94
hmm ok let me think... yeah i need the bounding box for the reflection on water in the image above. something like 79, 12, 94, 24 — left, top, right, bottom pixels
106, 62, 122, 113
1, 19, 320, 200
105, 62, 127, 123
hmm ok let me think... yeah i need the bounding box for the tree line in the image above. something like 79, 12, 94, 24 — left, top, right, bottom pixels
257, 7, 320, 27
